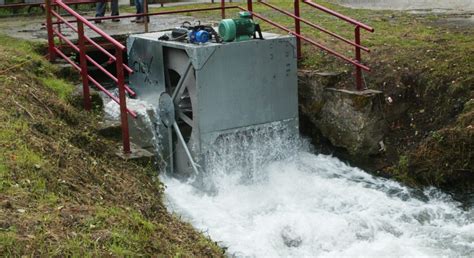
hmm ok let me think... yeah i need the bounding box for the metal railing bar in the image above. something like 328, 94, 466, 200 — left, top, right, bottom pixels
245, 9, 370, 71
51, 11, 134, 74
55, 0, 125, 50
83, 36, 115, 59
0, 3, 42, 8
85, 55, 136, 96
82, 36, 134, 74
53, 29, 80, 52
259, 1, 370, 53
51, 9, 78, 33
52, 5, 240, 24
53, 47, 81, 71
87, 75, 137, 117
302, 0, 374, 32
59, 0, 111, 4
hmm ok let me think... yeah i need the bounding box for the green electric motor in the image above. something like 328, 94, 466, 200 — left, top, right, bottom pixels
218, 12, 258, 42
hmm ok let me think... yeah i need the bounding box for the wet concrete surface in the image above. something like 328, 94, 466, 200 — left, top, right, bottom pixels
327, 1, 474, 29
151, 0, 243, 8
330, 0, 474, 12
433, 14, 474, 28
0, 12, 212, 43
1, 1, 471, 43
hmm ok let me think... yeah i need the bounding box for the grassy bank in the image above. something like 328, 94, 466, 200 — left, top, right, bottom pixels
0, 35, 223, 256
136, 2, 473, 189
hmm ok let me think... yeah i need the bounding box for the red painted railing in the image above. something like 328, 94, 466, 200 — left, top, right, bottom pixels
45, 0, 136, 153
45, 0, 238, 154
45, 0, 373, 153
229, 0, 374, 90
0, 2, 42, 9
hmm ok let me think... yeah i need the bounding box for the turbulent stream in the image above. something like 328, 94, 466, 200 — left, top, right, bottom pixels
105, 99, 474, 257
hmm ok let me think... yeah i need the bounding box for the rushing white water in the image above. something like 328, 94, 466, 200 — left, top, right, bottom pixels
162, 133, 474, 257
104, 98, 473, 257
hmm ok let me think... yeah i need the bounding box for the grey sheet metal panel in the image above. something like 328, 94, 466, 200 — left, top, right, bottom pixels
127, 31, 299, 175
195, 37, 298, 136
127, 36, 166, 106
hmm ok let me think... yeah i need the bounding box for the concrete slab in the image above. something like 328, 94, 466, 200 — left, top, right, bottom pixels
0, 11, 209, 43
150, 0, 243, 8
116, 142, 155, 162
97, 119, 122, 138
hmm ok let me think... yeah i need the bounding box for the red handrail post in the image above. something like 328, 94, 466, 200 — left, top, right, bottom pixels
77, 20, 92, 111
56, 5, 63, 49
294, 0, 302, 59
354, 26, 363, 90
144, 0, 149, 33
221, 0, 225, 19
247, 0, 252, 12
45, 0, 56, 61
115, 47, 131, 154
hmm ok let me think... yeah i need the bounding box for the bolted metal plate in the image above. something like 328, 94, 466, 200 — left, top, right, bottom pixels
158, 93, 175, 128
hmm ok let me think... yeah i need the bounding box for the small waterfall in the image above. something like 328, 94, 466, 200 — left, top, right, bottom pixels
163, 135, 474, 257
105, 99, 474, 257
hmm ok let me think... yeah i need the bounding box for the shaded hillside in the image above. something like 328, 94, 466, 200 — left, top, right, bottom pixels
0, 35, 223, 256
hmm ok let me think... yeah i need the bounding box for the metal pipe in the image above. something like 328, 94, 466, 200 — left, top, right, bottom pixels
172, 61, 192, 101
82, 35, 134, 74
0, 2, 42, 8
53, 24, 136, 96
86, 75, 137, 117
48, 6, 239, 24
354, 26, 363, 90
56, 5, 63, 49
247, 0, 253, 12
51, 9, 78, 33
56, 0, 111, 4
244, 8, 370, 71
293, 0, 301, 59
52, 28, 79, 52
54, 47, 80, 71
55, 0, 126, 50
144, 0, 149, 33
173, 122, 200, 175
115, 46, 131, 154
260, 1, 370, 52
221, 0, 225, 19
302, 0, 374, 32
85, 55, 136, 96
78, 5, 240, 22
45, 0, 56, 61
77, 21, 92, 111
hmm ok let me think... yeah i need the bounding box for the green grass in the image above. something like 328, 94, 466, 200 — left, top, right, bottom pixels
129, 1, 473, 80
39, 77, 74, 100
138, 1, 471, 188
0, 34, 223, 257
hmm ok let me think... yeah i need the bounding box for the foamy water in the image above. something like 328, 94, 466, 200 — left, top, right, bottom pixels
162, 139, 473, 257
104, 98, 473, 257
